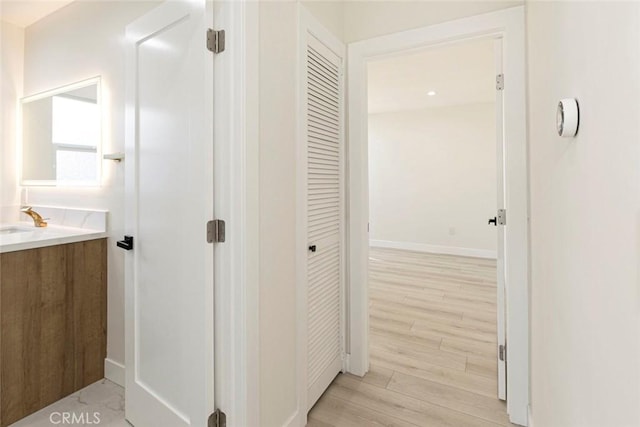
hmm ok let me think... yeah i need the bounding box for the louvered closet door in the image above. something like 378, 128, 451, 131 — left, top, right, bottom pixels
305, 34, 344, 409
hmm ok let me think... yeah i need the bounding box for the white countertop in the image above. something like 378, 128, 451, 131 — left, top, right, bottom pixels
0, 222, 108, 253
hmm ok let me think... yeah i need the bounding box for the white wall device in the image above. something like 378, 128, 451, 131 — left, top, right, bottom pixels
557, 98, 580, 137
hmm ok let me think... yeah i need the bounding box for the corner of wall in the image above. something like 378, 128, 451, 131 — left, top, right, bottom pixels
282, 409, 302, 427
299, 0, 345, 43
104, 358, 125, 387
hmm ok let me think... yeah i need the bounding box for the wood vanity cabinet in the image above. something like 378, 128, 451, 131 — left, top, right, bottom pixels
0, 238, 107, 427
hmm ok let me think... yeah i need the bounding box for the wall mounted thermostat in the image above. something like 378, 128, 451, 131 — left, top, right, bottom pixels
557, 98, 580, 137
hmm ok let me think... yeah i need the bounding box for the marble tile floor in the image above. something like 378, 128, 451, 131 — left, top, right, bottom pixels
10, 379, 128, 427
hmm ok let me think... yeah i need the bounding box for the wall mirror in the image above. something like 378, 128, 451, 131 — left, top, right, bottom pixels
21, 77, 101, 186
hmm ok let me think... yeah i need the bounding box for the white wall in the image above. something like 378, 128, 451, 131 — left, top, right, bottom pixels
343, 0, 522, 42
258, 2, 298, 426
369, 103, 497, 257
527, 2, 640, 426
0, 20, 24, 220
301, 1, 524, 44
19, 1, 159, 379
301, 0, 344, 41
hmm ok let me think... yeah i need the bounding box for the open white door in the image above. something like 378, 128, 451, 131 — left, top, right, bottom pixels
495, 38, 507, 401
123, 1, 215, 426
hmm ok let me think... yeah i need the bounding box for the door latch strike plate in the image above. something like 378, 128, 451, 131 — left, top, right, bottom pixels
497, 209, 507, 226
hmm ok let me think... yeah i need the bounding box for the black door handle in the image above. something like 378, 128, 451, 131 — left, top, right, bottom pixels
308, 245, 317, 253
488, 217, 497, 226
117, 235, 134, 250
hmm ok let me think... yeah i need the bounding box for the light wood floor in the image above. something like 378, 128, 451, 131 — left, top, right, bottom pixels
307, 247, 515, 427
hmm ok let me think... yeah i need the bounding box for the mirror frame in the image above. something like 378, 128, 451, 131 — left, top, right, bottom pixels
19, 76, 102, 187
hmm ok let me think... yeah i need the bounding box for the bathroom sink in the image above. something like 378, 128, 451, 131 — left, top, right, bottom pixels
0, 221, 107, 254
0, 226, 33, 235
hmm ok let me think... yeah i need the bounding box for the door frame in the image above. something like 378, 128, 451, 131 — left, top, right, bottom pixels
295, 5, 347, 426
494, 37, 508, 401
346, 6, 529, 426
211, 1, 260, 427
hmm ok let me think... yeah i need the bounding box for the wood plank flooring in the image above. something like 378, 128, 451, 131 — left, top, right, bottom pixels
307, 247, 515, 427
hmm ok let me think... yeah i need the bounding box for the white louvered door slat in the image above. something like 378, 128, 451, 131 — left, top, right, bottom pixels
305, 33, 344, 410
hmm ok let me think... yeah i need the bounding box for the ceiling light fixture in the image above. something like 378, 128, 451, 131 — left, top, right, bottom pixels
427, 90, 437, 96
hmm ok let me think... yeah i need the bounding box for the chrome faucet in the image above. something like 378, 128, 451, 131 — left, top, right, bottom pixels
20, 206, 48, 228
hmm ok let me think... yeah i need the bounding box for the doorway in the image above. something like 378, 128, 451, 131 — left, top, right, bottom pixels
367, 31, 506, 395
364, 35, 510, 426
345, 7, 529, 426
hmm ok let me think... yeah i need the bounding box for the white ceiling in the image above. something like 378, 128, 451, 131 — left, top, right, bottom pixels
0, 0, 74, 28
367, 38, 496, 114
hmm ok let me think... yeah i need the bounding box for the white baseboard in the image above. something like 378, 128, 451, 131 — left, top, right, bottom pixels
104, 358, 125, 387
283, 409, 300, 427
370, 239, 497, 259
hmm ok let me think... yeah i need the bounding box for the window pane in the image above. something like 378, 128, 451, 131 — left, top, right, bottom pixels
56, 150, 98, 183
52, 95, 99, 148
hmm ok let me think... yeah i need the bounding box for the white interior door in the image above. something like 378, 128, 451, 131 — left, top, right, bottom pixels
123, 1, 215, 426
495, 38, 507, 401
303, 25, 346, 410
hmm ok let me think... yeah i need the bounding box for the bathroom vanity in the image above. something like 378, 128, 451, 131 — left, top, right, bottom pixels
0, 211, 107, 426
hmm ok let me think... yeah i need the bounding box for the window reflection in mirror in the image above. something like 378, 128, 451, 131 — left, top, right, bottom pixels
21, 78, 101, 186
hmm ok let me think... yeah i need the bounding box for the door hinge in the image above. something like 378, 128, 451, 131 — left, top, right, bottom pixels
207, 219, 226, 243
499, 344, 506, 362
207, 29, 225, 53
496, 74, 504, 90
208, 409, 226, 427
497, 209, 506, 226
